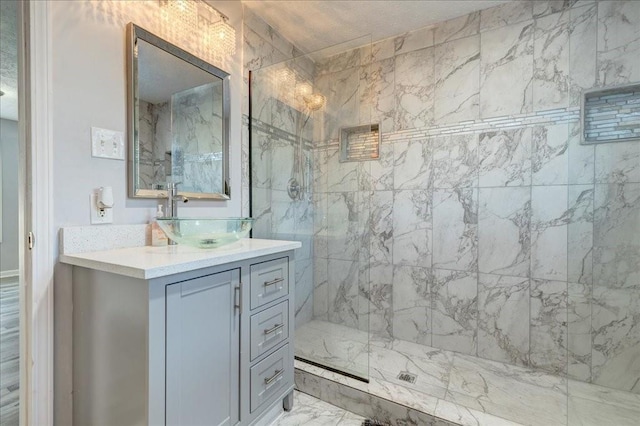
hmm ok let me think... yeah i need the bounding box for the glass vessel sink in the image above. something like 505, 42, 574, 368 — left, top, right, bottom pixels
156, 218, 254, 248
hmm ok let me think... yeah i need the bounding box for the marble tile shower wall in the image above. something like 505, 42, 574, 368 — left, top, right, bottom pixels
311, 0, 640, 394
242, 8, 314, 215
243, 8, 318, 327
251, 118, 316, 327
171, 83, 225, 193
138, 99, 171, 189
139, 85, 225, 193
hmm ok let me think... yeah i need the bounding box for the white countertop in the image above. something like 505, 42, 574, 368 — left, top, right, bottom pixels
59, 238, 302, 279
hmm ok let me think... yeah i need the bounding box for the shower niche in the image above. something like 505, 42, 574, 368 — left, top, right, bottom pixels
581, 83, 640, 144
340, 123, 380, 162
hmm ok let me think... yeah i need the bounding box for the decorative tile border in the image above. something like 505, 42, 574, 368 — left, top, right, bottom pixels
326, 107, 579, 148
247, 106, 581, 151
246, 115, 314, 149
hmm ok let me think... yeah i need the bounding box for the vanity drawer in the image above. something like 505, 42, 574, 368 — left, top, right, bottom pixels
250, 257, 289, 309
250, 344, 290, 413
250, 301, 289, 361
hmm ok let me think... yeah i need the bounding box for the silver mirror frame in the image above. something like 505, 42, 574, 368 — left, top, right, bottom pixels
126, 22, 231, 200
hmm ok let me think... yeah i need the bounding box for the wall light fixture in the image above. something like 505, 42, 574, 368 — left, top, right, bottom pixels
275, 67, 326, 112
159, 0, 236, 60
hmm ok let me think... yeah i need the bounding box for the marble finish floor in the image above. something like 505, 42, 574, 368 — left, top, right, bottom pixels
0, 278, 19, 426
273, 391, 365, 425
296, 320, 640, 426
296, 319, 370, 379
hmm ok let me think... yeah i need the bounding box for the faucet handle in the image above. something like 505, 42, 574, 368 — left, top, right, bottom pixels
167, 182, 179, 197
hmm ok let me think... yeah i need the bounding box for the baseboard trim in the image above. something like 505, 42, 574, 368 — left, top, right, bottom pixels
0, 269, 19, 279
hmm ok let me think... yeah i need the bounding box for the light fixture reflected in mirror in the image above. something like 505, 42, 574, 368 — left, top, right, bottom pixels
159, 0, 236, 59
303, 92, 326, 111
277, 68, 296, 86
295, 81, 313, 99
275, 67, 326, 112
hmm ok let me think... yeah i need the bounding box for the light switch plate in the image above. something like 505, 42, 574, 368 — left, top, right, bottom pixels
91, 127, 125, 160
90, 193, 113, 224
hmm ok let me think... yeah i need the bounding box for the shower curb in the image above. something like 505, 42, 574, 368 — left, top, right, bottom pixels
294, 367, 459, 426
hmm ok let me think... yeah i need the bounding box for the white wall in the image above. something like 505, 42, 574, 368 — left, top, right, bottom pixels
51, 2, 244, 423
0, 118, 18, 273
51, 0, 243, 227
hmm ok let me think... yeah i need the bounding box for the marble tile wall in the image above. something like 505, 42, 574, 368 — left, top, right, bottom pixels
304, 0, 640, 394
138, 100, 155, 188
247, 0, 640, 394
242, 7, 314, 217
139, 83, 224, 194
171, 83, 224, 194
138, 99, 171, 189
244, 9, 317, 328
250, 129, 316, 328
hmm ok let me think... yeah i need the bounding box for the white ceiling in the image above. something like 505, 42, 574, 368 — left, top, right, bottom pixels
242, 0, 511, 54
0, 0, 18, 121
0, 1, 513, 121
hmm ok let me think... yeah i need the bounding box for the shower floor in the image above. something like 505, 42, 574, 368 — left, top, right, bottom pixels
295, 320, 640, 426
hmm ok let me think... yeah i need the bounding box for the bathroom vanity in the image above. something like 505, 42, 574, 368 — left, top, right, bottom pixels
60, 238, 300, 426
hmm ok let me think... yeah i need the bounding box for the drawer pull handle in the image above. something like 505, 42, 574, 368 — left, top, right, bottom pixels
264, 323, 284, 335
234, 284, 242, 313
263, 277, 284, 287
264, 369, 284, 386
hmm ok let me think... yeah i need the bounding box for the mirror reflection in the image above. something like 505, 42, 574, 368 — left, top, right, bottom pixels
128, 23, 230, 199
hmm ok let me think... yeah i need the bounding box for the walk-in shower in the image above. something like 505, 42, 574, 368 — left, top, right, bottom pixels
249, 1, 640, 423
250, 35, 374, 380
286, 88, 324, 201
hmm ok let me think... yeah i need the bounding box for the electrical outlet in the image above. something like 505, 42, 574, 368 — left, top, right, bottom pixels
91, 127, 125, 160
90, 193, 113, 224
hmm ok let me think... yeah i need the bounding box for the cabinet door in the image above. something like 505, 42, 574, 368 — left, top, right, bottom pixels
166, 269, 240, 426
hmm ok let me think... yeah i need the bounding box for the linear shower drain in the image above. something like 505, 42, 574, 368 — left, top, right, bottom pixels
362, 420, 391, 426
397, 371, 417, 384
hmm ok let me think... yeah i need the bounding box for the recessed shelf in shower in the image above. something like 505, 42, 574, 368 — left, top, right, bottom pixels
340, 123, 381, 162
581, 83, 640, 144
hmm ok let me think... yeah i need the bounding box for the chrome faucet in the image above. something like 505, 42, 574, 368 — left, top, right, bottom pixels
166, 182, 189, 218
166, 183, 189, 245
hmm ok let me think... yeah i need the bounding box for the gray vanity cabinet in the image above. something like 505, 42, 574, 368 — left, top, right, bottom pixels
70, 248, 296, 426
165, 270, 240, 426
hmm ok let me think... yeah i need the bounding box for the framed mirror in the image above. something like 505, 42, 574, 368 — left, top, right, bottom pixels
127, 23, 230, 200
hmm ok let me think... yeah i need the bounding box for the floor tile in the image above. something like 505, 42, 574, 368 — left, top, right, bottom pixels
273, 391, 365, 426
295, 319, 640, 426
